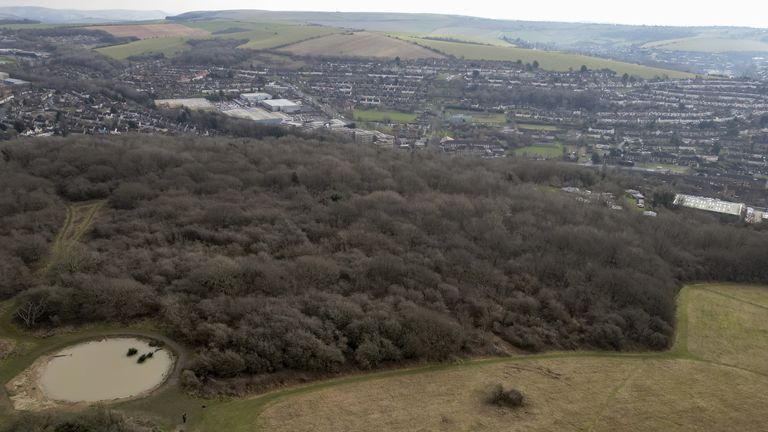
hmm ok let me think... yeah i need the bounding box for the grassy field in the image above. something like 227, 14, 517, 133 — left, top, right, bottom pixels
512, 144, 565, 159
624, 196, 645, 212
402, 36, 695, 79
516, 122, 561, 131
644, 37, 768, 53
636, 162, 691, 175
446, 109, 507, 124
197, 284, 768, 432
353, 109, 418, 123
97, 37, 191, 60
279, 32, 444, 59
85, 24, 209, 39
234, 25, 342, 50
95, 21, 343, 60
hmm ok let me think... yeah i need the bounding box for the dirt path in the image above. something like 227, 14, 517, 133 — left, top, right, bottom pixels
40, 200, 105, 277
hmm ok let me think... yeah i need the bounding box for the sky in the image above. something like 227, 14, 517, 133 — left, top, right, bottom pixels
5, 0, 768, 28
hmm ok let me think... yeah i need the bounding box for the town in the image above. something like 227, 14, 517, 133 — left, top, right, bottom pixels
1, 24, 767, 219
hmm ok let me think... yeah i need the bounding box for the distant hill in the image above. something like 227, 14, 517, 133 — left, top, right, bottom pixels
0, 6, 167, 24
169, 10, 768, 53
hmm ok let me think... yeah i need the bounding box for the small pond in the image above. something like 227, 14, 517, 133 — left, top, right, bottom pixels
38, 337, 173, 403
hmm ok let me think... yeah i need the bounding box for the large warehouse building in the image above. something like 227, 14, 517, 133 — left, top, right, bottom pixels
261, 99, 301, 113
240, 92, 272, 103
674, 194, 746, 218
223, 107, 287, 125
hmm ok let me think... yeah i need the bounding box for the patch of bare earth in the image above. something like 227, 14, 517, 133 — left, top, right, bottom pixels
5, 354, 62, 411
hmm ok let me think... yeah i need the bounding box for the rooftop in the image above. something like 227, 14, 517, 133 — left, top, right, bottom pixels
674, 194, 745, 217
262, 99, 299, 107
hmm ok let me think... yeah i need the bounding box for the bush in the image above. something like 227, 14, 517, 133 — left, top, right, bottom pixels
487, 384, 524, 408
127, 348, 138, 357
148, 339, 165, 348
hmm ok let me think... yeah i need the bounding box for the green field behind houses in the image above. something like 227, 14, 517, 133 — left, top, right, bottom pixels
353, 109, 418, 123
512, 143, 565, 158
402, 36, 696, 79
516, 122, 561, 131
636, 162, 692, 174
445, 108, 507, 124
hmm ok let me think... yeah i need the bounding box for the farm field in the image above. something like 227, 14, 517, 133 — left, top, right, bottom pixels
96, 37, 191, 60
84, 23, 209, 39
643, 37, 768, 53
94, 21, 343, 59
512, 144, 564, 159
280, 32, 445, 59
402, 36, 695, 79
234, 25, 342, 50
446, 109, 507, 124
353, 109, 418, 123
196, 284, 768, 432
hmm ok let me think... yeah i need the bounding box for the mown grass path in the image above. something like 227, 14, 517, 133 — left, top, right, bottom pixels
40, 200, 105, 277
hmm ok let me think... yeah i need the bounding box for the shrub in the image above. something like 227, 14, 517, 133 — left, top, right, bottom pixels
126, 348, 138, 357
487, 384, 524, 408
137, 353, 148, 363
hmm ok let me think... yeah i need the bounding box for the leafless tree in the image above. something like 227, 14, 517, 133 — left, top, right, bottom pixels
16, 298, 46, 328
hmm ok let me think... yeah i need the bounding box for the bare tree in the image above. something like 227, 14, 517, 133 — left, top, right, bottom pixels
16, 298, 46, 328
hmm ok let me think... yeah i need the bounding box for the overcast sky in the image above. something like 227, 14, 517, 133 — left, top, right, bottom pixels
6, 0, 768, 28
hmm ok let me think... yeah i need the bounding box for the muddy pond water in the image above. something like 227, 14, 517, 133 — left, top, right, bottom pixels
38, 337, 173, 403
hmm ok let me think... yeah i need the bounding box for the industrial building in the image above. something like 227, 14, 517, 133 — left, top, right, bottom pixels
240, 92, 272, 103
674, 194, 746, 218
3, 78, 30, 86
223, 107, 286, 125
261, 99, 301, 113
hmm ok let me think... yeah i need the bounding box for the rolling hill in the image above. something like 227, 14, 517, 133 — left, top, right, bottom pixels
280, 32, 444, 60
85, 11, 696, 77
169, 10, 768, 53
0, 6, 167, 24
403, 36, 695, 78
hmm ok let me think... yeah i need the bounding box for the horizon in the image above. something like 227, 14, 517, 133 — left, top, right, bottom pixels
3, 1, 768, 29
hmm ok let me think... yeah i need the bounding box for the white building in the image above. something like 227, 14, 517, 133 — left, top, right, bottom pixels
3, 78, 30, 86
223, 107, 286, 125
261, 99, 301, 113
240, 92, 272, 103
0, 72, 9, 80
674, 194, 745, 218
